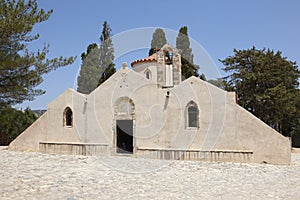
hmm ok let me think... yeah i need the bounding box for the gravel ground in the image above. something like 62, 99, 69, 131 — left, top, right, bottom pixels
0, 149, 299, 199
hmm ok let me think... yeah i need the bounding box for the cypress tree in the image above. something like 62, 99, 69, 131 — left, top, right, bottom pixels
77, 21, 116, 93
77, 43, 100, 94
176, 26, 199, 79
97, 21, 116, 86
149, 28, 167, 56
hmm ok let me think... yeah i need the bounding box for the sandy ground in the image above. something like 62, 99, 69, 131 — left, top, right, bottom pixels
0, 149, 299, 199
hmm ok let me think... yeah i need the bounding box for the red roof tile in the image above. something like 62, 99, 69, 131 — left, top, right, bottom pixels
131, 53, 157, 67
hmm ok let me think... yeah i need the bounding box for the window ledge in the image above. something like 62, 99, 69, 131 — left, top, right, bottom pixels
186, 127, 198, 130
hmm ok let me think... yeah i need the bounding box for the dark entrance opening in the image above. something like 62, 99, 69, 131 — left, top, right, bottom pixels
116, 120, 133, 154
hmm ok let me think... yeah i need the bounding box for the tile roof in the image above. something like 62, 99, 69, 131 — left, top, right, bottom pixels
131, 53, 157, 67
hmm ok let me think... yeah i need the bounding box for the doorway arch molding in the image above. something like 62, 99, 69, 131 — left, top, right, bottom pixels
113, 96, 136, 154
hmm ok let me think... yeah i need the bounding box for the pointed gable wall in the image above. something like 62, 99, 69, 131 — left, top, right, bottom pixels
9, 89, 86, 151
9, 61, 291, 164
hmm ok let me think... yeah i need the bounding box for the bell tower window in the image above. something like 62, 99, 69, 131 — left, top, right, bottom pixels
165, 50, 173, 65
155, 44, 181, 88
164, 50, 173, 87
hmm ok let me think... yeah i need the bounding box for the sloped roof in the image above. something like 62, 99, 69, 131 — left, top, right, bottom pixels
131, 53, 158, 67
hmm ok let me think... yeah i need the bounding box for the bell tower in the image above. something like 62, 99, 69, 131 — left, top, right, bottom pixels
131, 44, 181, 88
156, 44, 181, 88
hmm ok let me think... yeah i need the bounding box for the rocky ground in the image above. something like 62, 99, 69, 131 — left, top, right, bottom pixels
0, 149, 299, 199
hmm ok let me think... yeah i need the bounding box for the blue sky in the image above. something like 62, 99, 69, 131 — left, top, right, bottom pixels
18, 0, 300, 109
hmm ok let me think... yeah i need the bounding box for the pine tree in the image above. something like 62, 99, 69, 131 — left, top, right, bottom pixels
0, 0, 75, 106
176, 26, 199, 79
148, 28, 167, 56
221, 47, 300, 137
290, 90, 300, 147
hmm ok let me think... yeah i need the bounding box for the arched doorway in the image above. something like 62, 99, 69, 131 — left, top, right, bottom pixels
116, 120, 133, 153
114, 97, 135, 154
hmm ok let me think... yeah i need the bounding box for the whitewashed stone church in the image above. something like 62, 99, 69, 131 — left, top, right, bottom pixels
9, 44, 291, 164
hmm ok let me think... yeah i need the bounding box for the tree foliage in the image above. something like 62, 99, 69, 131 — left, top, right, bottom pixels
199, 73, 207, 81
221, 47, 300, 138
148, 28, 167, 56
0, 106, 37, 145
0, 0, 75, 107
176, 26, 199, 79
77, 43, 100, 94
97, 21, 116, 86
77, 21, 115, 93
207, 78, 227, 89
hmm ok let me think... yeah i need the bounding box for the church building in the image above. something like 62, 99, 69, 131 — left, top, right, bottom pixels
9, 44, 291, 164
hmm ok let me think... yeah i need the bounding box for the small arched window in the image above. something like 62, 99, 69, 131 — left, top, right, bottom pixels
145, 69, 152, 80
185, 101, 199, 128
164, 50, 173, 65
63, 107, 73, 127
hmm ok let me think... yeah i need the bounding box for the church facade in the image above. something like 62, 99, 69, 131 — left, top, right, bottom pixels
9, 44, 291, 164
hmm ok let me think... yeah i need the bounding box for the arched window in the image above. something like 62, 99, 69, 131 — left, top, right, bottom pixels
63, 107, 73, 127
146, 71, 150, 79
164, 50, 173, 65
145, 69, 152, 80
185, 101, 199, 128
